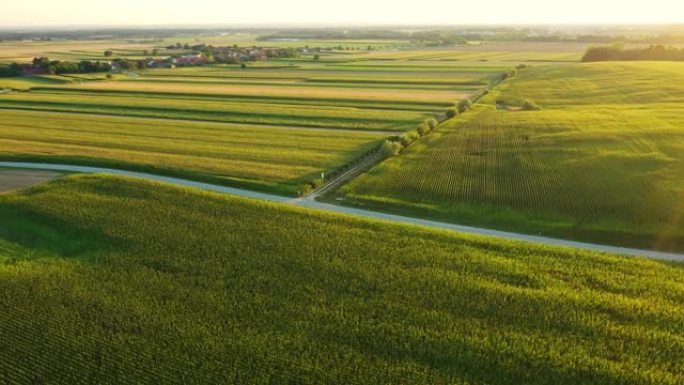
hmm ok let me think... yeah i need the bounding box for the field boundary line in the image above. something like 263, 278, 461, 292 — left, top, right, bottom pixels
0, 107, 398, 136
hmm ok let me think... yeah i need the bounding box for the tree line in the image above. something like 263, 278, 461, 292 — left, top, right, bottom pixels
258, 30, 469, 47
0, 63, 22, 77
29, 57, 160, 74
582, 45, 684, 62
31, 57, 113, 75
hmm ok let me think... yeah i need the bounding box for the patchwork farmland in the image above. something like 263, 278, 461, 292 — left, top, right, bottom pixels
1, 23, 684, 385
0, 58, 500, 194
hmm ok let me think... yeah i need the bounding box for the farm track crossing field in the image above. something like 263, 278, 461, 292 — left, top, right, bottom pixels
339, 62, 684, 252
0, 169, 60, 192
0, 109, 385, 195
0, 175, 683, 384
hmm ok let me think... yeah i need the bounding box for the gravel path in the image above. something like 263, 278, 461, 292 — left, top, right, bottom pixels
0, 169, 60, 193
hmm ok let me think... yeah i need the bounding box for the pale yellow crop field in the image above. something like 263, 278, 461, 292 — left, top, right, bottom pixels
61, 78, 469, 102
0, 40, 158, 62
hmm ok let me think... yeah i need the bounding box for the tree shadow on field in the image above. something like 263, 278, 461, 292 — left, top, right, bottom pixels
0, 204, 119, 260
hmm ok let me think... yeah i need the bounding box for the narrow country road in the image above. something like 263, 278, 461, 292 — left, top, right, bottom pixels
303, 152, 382, 201
1, 161, 683, 262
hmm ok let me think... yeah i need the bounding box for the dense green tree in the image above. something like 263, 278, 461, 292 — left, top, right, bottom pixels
582, 44, 684, 62
0, 62, 22, 77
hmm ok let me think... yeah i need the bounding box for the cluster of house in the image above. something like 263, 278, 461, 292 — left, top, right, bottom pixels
163, 44, 300, 64
147, 47, 293, 68
147, 54, 208, 69
211, 47, 268, 62
21, 64, 49, 76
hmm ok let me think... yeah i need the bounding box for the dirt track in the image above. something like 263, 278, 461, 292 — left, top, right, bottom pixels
0, 169, 60, 193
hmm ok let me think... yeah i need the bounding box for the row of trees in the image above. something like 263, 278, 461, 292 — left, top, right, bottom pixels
32, 57, 112, 75
383, 94, 487, 161
0, 63, 22, 77
376, 67, 535, 188
32, 57, 160, 74
446, 98, 474, 119
258, 31, 468, 47
384, 118, 439, 158
299, 115, 441, 195
582, 45, 684, 62
410, 31, 467, 46
264, 47, 299, 58
104, 49, 159, 57
112, 58, 148, 71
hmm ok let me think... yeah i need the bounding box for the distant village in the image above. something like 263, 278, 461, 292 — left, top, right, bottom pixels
147, 44, 303, 68
145, 54, 208, 69
2, 44, 309, 77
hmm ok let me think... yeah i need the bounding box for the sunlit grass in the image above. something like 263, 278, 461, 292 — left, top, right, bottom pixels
340, 62, 684, 251
0, 174, 682, 384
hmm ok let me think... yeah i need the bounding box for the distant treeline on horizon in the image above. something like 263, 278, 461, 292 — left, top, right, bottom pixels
582, 45, 684, 62
2, 26, 684, 45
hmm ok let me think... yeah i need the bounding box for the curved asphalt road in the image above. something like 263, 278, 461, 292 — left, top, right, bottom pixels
2, 161, 683, 263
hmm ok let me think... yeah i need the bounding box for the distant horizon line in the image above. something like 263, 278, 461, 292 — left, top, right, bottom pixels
1, 21, 683, 31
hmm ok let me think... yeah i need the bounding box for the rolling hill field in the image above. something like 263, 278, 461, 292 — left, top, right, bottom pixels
338, 62, 684, 252
0, 174, 682, 384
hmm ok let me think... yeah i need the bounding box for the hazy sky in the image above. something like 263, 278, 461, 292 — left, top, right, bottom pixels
1, 0, 683, 27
